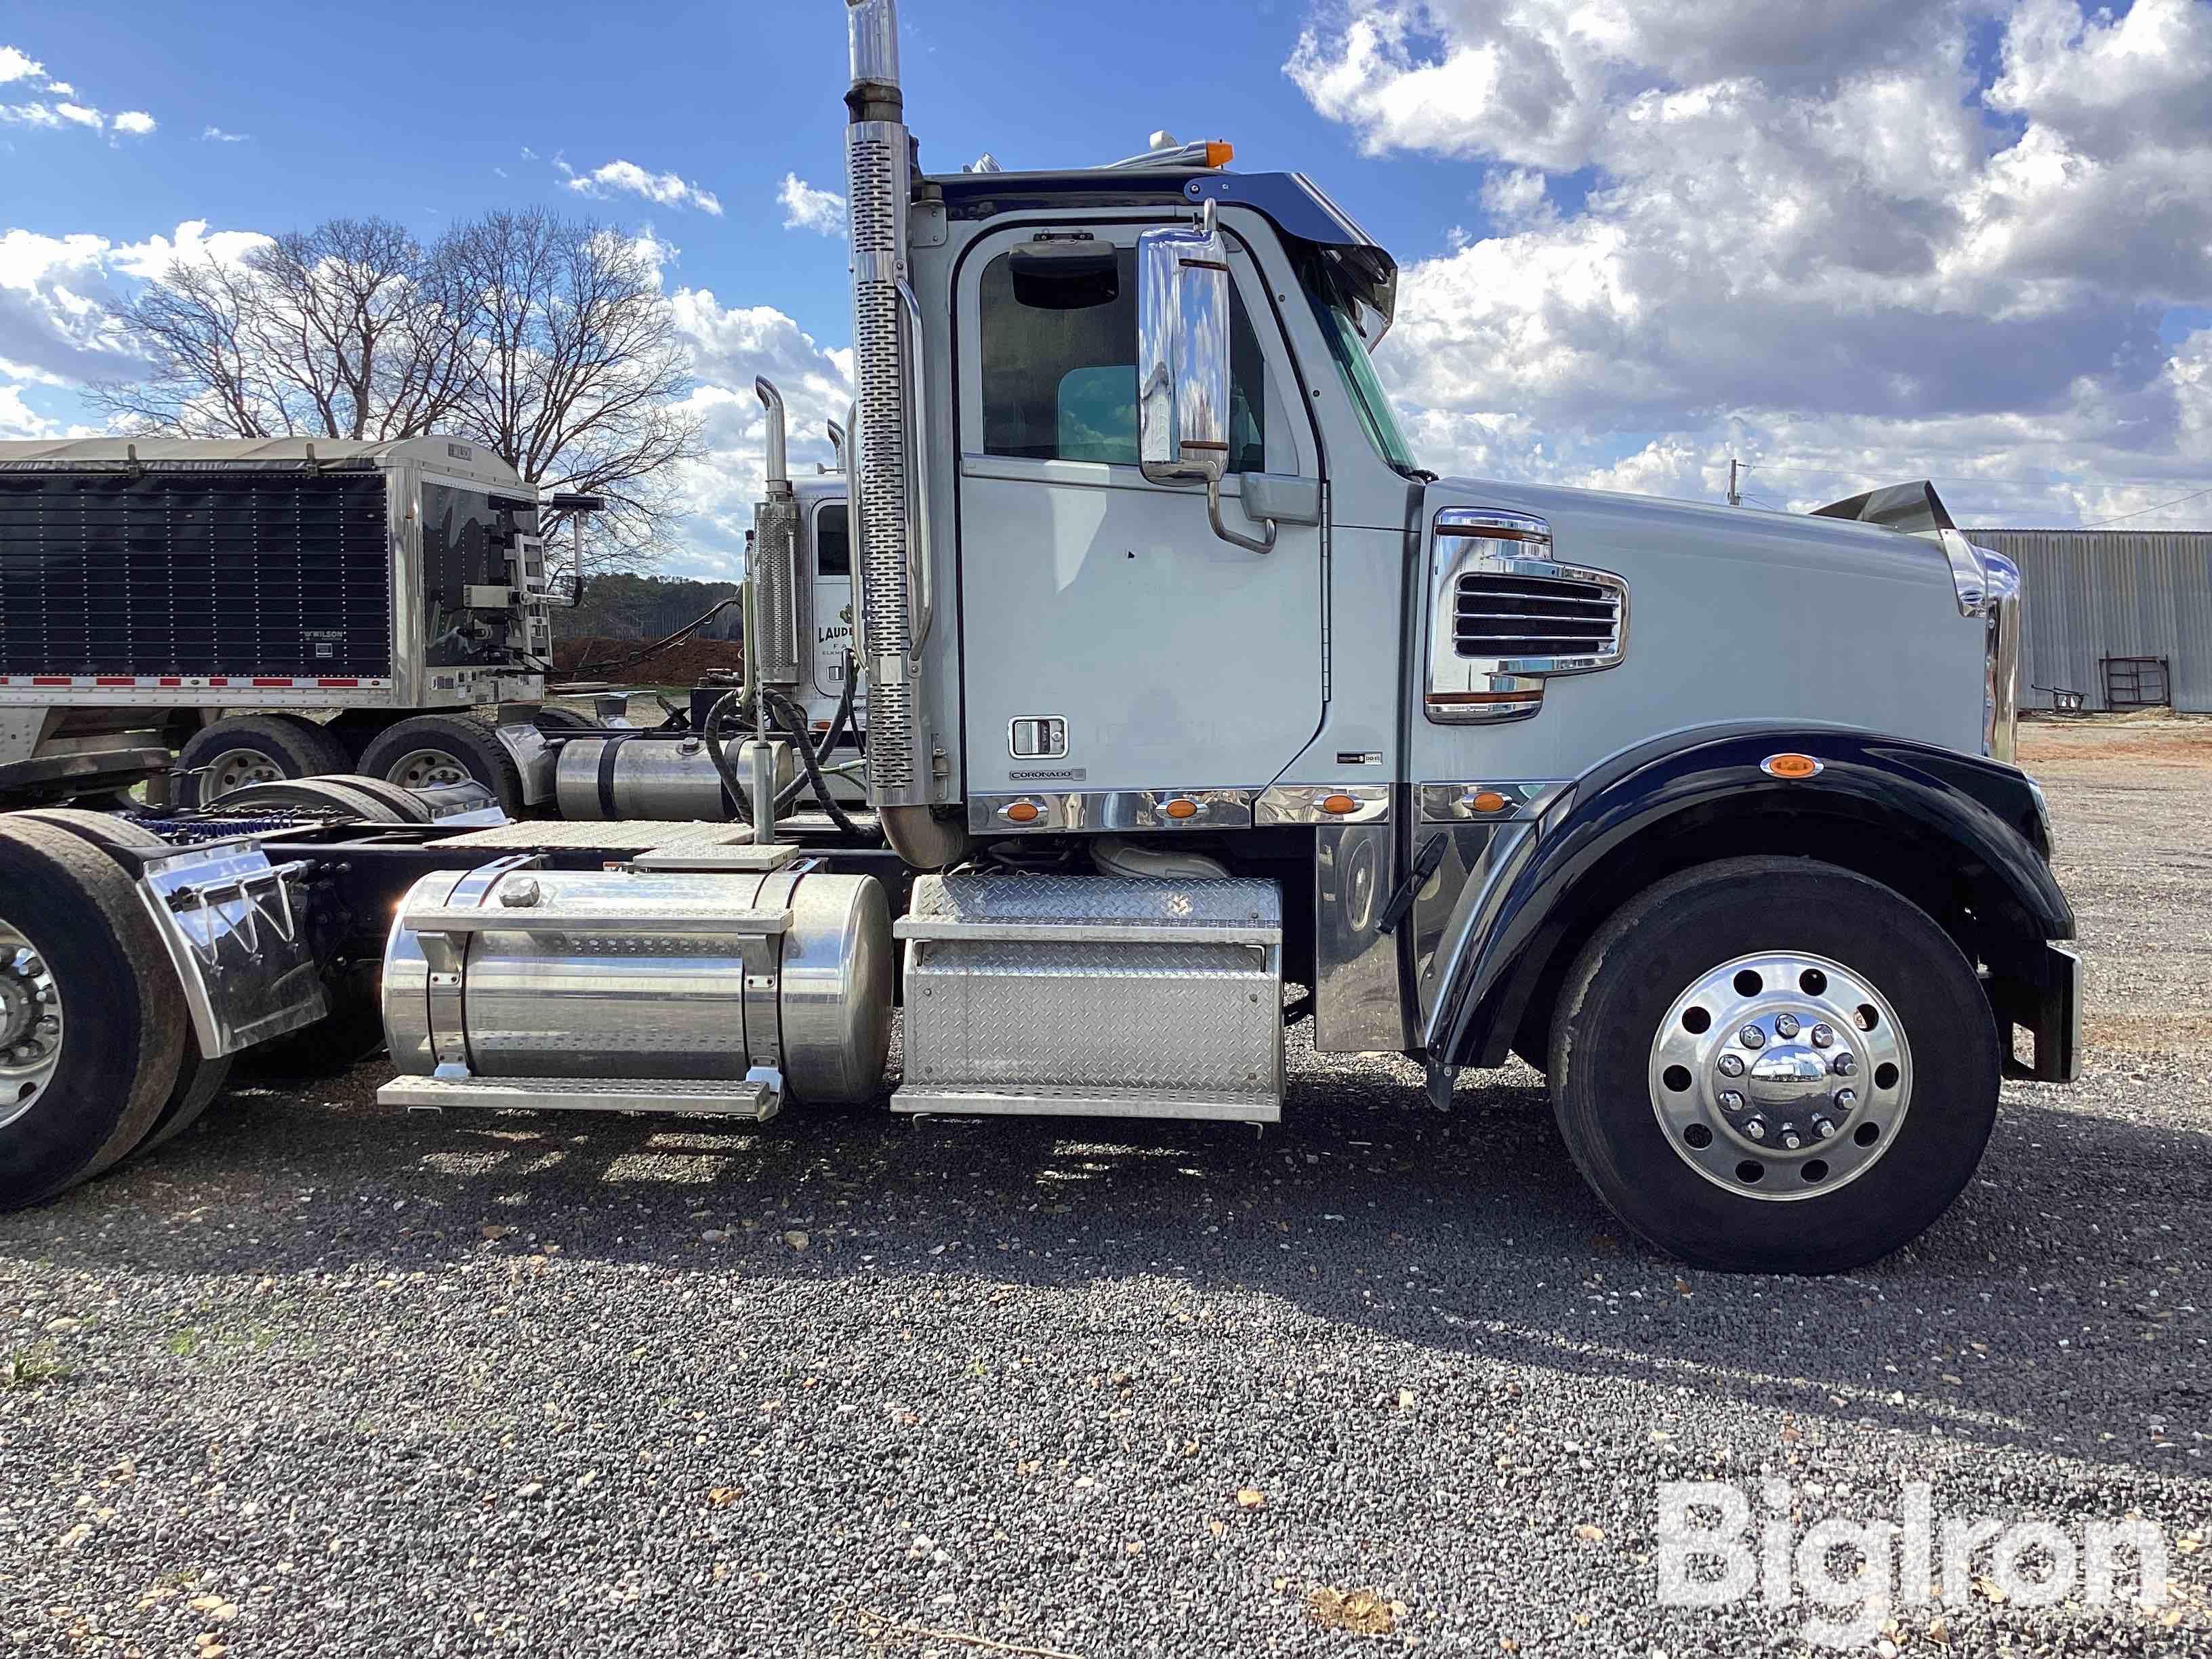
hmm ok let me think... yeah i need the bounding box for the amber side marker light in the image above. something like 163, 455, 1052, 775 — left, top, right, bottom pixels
1469, 789, 1509, 815
1320, 794, 1359, 816
1205, 140, 1235, 167
1004, 801, 1041, 823
1163, 798, 1199, 820
1761, 753, 1822, 780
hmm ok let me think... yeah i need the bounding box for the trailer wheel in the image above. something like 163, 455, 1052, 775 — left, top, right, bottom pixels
0, 819, 188, 1208
533, 707, 599, 733
357, 716, 524, 816
1549, 856, 1999, 1275
176, 714, 352, 807
9, 809, 236, 1153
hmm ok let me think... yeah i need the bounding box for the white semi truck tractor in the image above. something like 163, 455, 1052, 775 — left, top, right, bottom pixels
0, 0, 2079, 1273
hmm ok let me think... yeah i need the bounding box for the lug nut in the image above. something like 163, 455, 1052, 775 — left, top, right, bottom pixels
1830, 1052, 1857, 1077
1833, 1086, 1858, 1111
1782, 1131, 1802, 1150
1717, 1053, 1746, 1078
18, 956, 41, 978
1738, 1025, 1766, 1050
1810, 1023, 1835, 1048
1775, 1013, 1801, 1038
34, 1016, 58, 1036
1812, 1117, 1835, 1139
9, 1044, 33, 1063
1717, 1090, 1746, 1113
1744, 1118, 1768, 1141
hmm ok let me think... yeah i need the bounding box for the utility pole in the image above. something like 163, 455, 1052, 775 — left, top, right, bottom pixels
1727, 458, 1743, 507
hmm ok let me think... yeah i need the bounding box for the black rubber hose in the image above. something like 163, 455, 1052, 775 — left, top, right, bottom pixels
700, 683, 869, 839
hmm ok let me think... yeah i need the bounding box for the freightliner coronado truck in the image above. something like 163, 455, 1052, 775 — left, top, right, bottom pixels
0, 0, 2077, 1273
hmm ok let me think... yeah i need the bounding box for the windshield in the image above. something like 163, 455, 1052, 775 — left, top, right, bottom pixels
1304, 263, 1421, 477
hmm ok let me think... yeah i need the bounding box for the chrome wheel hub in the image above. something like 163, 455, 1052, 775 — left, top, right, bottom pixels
386, 747, 470, 790
1648, 950, 1912, 1201
0, 931, 63, 1131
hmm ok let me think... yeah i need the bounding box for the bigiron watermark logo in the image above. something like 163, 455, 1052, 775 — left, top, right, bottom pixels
1656, 1479, 2171, 1647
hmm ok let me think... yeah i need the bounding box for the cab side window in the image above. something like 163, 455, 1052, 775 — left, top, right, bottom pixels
979, 241, 1266, 472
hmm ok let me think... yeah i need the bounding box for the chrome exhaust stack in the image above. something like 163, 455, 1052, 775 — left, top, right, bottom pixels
844, 0, 966, 868
752, 377, 801, 689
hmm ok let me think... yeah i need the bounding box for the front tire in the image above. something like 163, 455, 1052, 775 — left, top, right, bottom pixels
1549, 856, 1999, 1274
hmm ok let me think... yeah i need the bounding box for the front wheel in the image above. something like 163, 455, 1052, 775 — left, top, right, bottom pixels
1549, 856, 1999, 1274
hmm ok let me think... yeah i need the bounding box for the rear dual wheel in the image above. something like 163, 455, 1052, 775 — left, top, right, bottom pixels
174, 714, 351, 808
1549, 857, 1999, 1275
0, 819, 190, 1209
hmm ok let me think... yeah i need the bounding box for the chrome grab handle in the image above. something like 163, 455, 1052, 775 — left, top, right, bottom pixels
896, 279, 933, 651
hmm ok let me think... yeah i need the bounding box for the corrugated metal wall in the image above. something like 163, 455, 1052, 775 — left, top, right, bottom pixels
1967, 530, 2212, 713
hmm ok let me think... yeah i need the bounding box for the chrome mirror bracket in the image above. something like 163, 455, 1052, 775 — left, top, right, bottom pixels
1208, 478, 1276, 555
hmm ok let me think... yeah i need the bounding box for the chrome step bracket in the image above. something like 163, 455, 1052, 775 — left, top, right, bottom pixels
893, 1086, 1278, 1124
380, 1069, 783, 1121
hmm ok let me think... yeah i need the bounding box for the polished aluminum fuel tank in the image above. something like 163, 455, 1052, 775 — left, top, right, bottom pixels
554, 733, 796, 822
382, 862, 890, 1105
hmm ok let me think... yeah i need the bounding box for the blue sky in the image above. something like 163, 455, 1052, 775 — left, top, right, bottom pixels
4, 0, 2210, 574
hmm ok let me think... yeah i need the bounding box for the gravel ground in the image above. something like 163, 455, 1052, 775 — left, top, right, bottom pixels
2, 720, 2207, 1657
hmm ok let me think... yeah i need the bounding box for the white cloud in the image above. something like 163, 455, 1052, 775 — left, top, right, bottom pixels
55, 101, 101, 129
199, 124, 248, 143
0, 46, 43, 84
1290, 0, 2212, 526
562, 158, 722, 216
777, 172, 846, 237
112, 110, 155, 138
42, 80, 73, 97
664, 289, 854, 575
1, 102, 60, 127
0, 49, 157, 142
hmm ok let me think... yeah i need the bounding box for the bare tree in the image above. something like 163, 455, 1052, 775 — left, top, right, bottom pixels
92, 218, 474, 441
94, 208, 701, 571
442, 209, 700, 571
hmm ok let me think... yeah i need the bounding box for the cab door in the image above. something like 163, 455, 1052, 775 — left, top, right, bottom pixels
953, 221, 1324, 798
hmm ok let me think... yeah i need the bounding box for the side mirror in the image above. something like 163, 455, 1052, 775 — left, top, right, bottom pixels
1136, 202, 1275, 554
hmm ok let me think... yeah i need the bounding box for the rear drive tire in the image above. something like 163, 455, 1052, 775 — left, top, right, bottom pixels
199, 775, 417, 823
1549, 855, 1999, 1275
234, 961, 386, 1079
176, 714, 352, 807
10, 809, 235, 1154
0, 819, 188, 1208
357, 716, 524, 817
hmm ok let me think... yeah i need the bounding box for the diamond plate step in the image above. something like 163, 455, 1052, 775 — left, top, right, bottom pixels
890, 1086, 1278, 1124
380, 1073, 780, 1120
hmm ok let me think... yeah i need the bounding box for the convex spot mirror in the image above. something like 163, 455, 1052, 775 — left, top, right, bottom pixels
1136, 202, 1274, 554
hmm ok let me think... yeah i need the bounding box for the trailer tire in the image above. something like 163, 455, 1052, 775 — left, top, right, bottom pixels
533, 707, 598, 733
9, 809, 235, 1155
176, 714, 352, 808
357, 716, 524, 816
1549, 856, 1999, 1275
0, 819, 189, 1208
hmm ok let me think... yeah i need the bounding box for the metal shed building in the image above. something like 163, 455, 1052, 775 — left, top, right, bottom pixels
1967, 529, 2212, 713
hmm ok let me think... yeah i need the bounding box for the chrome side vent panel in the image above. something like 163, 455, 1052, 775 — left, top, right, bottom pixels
1452, 571, 1622, 661
1424, 508, 1629, 724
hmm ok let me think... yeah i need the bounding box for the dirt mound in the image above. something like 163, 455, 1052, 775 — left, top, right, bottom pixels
551, 635, 746, 685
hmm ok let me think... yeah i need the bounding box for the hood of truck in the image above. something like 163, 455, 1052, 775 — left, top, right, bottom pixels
1406, 474, 1992, 763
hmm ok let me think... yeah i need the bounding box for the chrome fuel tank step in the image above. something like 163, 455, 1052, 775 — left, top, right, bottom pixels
891, 874, 1284, 1123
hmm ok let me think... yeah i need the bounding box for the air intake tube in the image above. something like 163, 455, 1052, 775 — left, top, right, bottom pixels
844, 0, 970, 870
